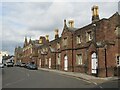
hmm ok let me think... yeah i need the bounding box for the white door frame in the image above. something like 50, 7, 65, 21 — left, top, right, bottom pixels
49, 58, 51, 68
64, 55, 68, 71
91, 52, 98, 74
39, 59, 41, 68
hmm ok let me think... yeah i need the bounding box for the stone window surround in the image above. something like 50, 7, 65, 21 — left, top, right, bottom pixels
76, 35, 82, 44
86, 30, 93, 42
76, 53, 83, 65
57, 53, 61, 65
62, 37, 68, 46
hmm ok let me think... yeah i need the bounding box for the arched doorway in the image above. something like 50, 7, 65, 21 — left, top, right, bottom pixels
39, 59, 41, 68
49, 58, 51, 69
64, 55, 68, 71
91, 52, 98, 75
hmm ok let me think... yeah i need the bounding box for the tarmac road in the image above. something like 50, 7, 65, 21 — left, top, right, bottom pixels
2, 67, 96, 88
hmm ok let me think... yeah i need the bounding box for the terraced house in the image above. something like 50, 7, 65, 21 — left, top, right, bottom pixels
15, 5, 120, 77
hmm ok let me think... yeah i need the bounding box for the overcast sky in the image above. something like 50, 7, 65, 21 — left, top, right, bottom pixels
0, 0, 119, 55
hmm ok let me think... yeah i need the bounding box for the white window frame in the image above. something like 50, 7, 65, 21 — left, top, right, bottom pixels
86, 31, 92, 42
31, 48, 32, 54
116, 56, 120, 66
76, 35, 81, 44
57, 53, 61, 65
88, 31, 92, 41
76, 54, 82, 65
63, 37, 67, 46
57, 42, 60, 49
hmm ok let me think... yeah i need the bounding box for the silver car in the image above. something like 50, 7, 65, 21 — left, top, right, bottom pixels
0, 63, 4, 68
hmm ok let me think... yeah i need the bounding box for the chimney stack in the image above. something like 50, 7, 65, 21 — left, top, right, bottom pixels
55, 29, 59, 39
45, 35, 49, 42
92, 5, 99, 23
39, 37, 43, 44
68, 20, 74, 28
64, 19, 67, 27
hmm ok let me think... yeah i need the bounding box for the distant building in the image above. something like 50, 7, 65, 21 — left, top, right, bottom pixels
14, 46, 23, 64
0, 51, 9, 56
0, 51, 9, 63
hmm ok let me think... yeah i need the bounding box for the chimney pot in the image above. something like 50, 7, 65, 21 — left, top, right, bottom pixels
54, 29, 59, 39
39, 37, 42, 44
45, 35, 49, 41
91, 5, 99, 23
68, 20, 74, 28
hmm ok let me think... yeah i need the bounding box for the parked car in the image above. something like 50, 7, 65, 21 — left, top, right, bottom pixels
14, 62, 22, 67
0, 63, 4, 68
27, 63, 38, 70
6, 62, 14, 67
25, 63, 29, 68
20, 63, 26, 67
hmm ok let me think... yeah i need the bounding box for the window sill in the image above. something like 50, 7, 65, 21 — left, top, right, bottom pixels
75, 65, 84, 67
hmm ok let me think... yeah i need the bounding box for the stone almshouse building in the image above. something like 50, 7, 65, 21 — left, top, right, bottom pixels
15, 5, 120, 77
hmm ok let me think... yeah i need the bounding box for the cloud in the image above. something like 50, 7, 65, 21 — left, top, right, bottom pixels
2, 40, 23, 55
1, 1, 118, 54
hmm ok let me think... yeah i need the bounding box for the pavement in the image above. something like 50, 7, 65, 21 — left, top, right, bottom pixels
38, 68, 119, 85
0, 69, 2, 90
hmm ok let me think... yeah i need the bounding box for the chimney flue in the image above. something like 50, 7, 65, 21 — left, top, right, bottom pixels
39, 37, 42, 44
55, 29, 59, 39
68, 20, 74, 28
91, 5, 99, 23
45, 35, 49, 41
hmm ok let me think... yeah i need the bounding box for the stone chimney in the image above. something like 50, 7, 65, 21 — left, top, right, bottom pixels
39, 37, 43, 44
64, 19, 67, 27
55, 29, 59, 39
92, 5, 99, 23
45, 35, 49, 42
68, 20, 74, 28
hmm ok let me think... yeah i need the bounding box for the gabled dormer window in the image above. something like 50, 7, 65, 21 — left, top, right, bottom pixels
86, 31, 92, 42
76, 54, 82, 65
63, 37, 67, 47
57, 42, 60, 50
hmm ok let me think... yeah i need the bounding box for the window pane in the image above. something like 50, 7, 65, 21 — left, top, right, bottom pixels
76, 54, 82, 65
76, 36, 81, 44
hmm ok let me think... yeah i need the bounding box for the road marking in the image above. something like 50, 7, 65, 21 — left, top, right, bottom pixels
4, 78, 26, 87
99, 86, 103, 88
3, 67, 30, 87
92, 82, 97, 85
78, 79, 92, 84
